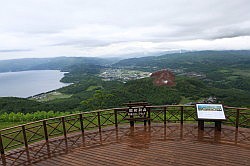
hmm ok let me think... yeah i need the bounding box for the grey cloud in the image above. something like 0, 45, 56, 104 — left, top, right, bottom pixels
50, 40, 111, 47
0, 0, 250, 59
0, 49, 32, 53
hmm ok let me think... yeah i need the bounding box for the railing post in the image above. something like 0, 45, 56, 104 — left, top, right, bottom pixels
96, 111, 102, 143
79, 114, 85, 146
22, 125, 29, 149
235, 109, 240, 128
0, 132, 6, 166
148, 107, 151, 126
61, 117, 67, 139
114, 109, 118, 128
61, 117, 68, 151
97, 112, 101, 132
43, 120, 51, 158
180, 106, 184, 125
22, 125, 30, 163
79, 114, 84, 133
164, 107, 167, 125
43, 120, 48, 142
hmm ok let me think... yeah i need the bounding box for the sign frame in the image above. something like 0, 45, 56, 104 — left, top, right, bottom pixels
196, 104, 226, 120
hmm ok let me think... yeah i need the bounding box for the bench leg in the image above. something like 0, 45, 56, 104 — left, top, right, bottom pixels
130, 121, 134, 127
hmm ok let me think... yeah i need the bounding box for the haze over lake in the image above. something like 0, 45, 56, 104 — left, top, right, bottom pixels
0, 70, 69, 98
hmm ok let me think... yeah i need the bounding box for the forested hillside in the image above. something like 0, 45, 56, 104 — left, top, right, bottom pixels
113, 50, 250, 107
114, 50, 250, 71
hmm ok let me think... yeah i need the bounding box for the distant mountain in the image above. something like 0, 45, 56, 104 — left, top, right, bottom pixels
109, 49, 190, 59
0, 57, 117, 73
114, 50, 250, 72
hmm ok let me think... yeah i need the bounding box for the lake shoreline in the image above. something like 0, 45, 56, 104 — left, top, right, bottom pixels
0, 70, 71, 98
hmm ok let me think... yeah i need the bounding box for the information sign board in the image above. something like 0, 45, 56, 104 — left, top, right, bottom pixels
196, 104, 226, 120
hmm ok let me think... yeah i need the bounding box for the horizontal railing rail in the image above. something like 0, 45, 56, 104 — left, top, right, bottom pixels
0, 105, 249, 165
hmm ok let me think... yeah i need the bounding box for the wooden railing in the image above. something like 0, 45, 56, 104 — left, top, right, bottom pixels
0, 105, 249, 165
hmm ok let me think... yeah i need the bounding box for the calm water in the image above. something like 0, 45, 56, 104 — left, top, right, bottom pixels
0, 70, 69, 98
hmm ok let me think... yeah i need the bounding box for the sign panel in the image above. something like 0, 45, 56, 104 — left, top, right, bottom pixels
128, 107, 147, 117
196, 104, 226, 120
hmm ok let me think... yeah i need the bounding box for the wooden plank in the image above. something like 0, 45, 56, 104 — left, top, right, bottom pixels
3, 124, 249, 166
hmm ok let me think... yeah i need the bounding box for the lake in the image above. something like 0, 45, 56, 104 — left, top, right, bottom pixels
0, 70, 70, 98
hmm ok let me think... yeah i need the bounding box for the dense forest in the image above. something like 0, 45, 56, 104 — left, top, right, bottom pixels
0, 50, 249, 124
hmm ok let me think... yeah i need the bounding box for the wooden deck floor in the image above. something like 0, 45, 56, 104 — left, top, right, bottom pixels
3, 124, 250, 166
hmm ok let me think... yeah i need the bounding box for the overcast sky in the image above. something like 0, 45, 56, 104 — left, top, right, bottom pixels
0, 0, 250, 60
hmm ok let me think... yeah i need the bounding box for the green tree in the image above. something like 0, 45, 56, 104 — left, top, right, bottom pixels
81, 90, 114, 110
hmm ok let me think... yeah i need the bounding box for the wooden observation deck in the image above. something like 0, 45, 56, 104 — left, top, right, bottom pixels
0, 105, 249, 166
